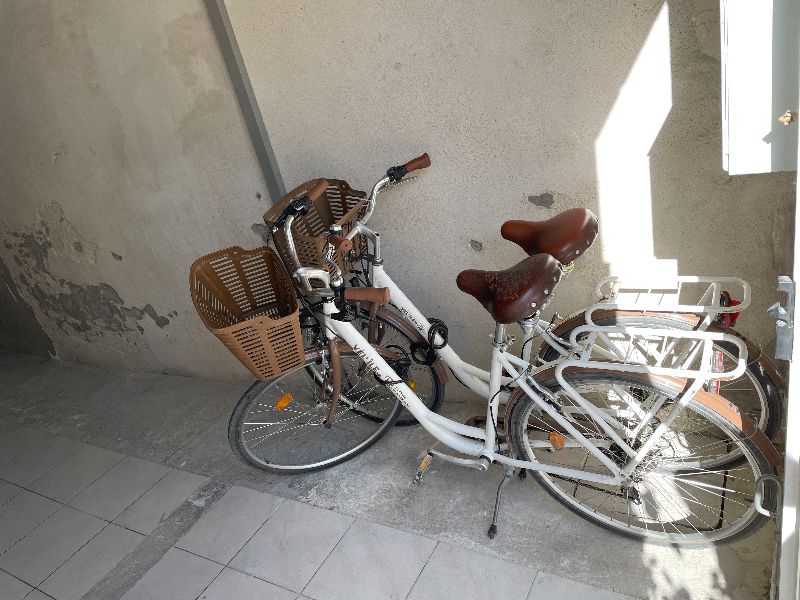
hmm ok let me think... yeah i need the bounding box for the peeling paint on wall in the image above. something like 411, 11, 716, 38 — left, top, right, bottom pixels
1, 203, 171, 346
528, 192, 556, 209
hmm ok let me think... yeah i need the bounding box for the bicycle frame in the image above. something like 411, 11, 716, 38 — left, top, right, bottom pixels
310, 275, 748, 487
356, 223, 752, 394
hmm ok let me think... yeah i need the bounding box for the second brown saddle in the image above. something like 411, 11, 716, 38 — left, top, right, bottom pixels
456, 254, 563, 323
501, 208, 598, 265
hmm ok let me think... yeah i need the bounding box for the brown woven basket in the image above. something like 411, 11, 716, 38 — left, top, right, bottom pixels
190, 246, 303, 380
264, 178, 368, 278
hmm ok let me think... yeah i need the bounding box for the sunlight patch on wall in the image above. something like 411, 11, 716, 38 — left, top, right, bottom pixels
594, 2, 677, 280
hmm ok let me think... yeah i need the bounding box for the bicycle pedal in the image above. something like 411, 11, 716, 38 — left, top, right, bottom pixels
413, 452, 433, 485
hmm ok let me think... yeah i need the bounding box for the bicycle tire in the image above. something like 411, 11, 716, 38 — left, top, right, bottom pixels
507, 370, 776, 546
229, 349, 401, 474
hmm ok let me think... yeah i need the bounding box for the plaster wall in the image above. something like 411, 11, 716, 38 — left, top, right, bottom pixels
224, 0, 795, 369
0, 0, 269, 379
0, 0, 794, 380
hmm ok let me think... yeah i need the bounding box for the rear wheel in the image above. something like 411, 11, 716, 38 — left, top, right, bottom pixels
508, 371, 775, 545
229, 350, 401, 473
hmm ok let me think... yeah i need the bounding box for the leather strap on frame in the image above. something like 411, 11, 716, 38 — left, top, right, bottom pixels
345, 287, 391, 306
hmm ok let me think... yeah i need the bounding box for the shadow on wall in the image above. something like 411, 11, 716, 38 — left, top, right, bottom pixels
591, 1, 781, 597
647, 0, 794, 354
0, 256, 54, 357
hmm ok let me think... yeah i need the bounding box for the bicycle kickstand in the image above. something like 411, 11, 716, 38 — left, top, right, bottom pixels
488, 467, 515, 539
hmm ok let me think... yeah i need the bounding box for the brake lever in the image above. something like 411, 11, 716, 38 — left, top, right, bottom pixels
385, 176, 418, 191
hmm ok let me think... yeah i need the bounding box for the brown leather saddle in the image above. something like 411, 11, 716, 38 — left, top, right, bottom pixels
457, 254, 562, 323
501, 208, 598, 264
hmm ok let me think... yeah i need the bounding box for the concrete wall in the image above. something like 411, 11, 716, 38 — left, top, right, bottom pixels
0, 1, 269, 379
0, 0, 794, 380
228, 0, 794, 367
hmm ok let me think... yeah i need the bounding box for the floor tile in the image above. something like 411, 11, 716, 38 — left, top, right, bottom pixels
177, 485, 283, 564
198, 568, 295, 600
0, 436, 83, 487
527, 571, 636, 600
0, 480, 21, 506
28, 444, 123, 502
40, 523, 143, 600
0, 569, 32, 600
115, 469, 208, 534
0, 426, 51, 468
406, 543, 536, 600
304, 520, 437, 600
120, 547, 222, 600
230, 500, 353, 593
68, 457, 169, 520
0, 506, 105, 586
0, 490, 60, 554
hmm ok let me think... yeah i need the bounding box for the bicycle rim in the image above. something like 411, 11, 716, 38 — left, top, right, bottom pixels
510, 373, 771, 545
230, 351, 401, 473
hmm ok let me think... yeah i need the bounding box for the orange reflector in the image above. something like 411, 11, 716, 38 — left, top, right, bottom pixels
549, 431, 566, 450
274, 392, 293, 411
408, 378, 417, 391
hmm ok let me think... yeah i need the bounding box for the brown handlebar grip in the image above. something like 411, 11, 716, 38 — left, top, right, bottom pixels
404, 153, 431, 173
307, 179, 329, 202
328, 234, 353, 253
344, 287, 391, 306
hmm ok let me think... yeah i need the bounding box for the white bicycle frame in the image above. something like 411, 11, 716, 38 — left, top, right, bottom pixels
300, 266, 748, 486
346, 178, 752, 398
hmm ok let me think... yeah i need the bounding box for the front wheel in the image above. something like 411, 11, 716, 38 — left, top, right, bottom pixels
229, 350, 401, 474
507, 371, 775, 545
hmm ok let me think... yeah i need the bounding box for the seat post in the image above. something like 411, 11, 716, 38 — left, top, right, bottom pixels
494, 323, 506, 345
484, 322, 508, 458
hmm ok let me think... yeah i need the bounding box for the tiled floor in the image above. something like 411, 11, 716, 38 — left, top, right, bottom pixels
0, 419, 636, 600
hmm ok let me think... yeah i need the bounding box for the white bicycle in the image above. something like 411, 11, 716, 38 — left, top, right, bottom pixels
225, 178, 781, 546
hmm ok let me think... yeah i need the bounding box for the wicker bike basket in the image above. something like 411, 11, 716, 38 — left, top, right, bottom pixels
264, 178, 369, 278
190, 246, 303, 380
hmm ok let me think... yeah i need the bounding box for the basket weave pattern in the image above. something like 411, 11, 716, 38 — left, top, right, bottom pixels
264, 178, 368, 278
190, 246, 303, 380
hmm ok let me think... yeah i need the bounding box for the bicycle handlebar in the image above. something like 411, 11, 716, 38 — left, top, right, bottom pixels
404, 152, 431, 174
386, 152, 430, 182
361, 153, 431, 226
327, 234, 353, 253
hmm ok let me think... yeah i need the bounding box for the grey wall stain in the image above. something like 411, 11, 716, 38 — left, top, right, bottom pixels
16, 228, 52, 272
469, 240, 483, 251
0, 256, 55, 357
29, 281, 170, 338
528, 192, 555, 209
163, 11, 212, 88
251, 223, 271, 244
50, 141, 67, 164
4, 217, 170, 343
